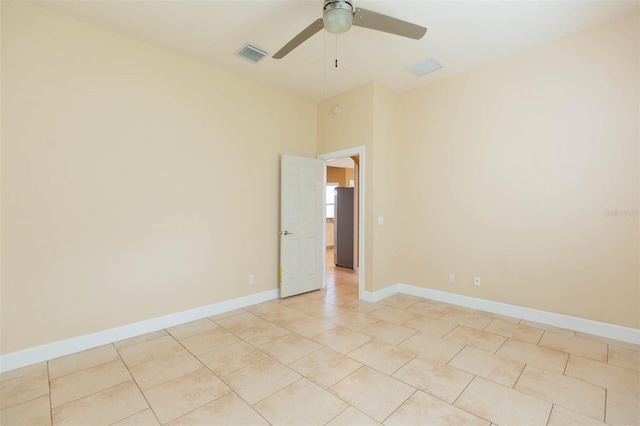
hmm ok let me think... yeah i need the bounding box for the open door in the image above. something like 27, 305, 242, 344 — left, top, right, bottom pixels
280, 154, 324, 298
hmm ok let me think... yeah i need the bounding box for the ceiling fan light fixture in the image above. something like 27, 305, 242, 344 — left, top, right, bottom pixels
323, 0, 353, 34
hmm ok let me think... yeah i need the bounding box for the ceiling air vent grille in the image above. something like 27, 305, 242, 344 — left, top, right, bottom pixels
236, 43, 268, 63
407, 57, 442, 76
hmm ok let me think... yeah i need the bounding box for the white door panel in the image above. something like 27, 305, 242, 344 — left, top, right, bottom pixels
280, 154, 323, 298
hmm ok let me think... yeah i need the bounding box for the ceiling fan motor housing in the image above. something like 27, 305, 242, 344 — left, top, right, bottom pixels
323, 0, 354, 34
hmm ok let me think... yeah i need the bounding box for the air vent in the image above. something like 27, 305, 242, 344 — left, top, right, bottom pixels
407, 57, 442, 76
236, 43, 268, 63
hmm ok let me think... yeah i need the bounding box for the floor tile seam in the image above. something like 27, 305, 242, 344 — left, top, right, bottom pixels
468, 375, 558, 417
215, 352, 302, 399
362, 322, 418, 346
116, 334, 211, 397
206, 308, 247, 322
48, 379, 141, 417
244, 312, 300, 332
446, 359, 524, 391
510, 360, 529, 390
482, 318, 545, 345
47, 349, 121, 381
543, 403, 555, 425
524, 360, 608, 391
514, 368, 609, 413
441, 324, 461, 340
326, 364, 366, 395
391, 359, 477, 404
538, 398, 607, 424
0, 368, 50, 385
448, 325, 513, 344
152, 387, 235, 426
326, 367, 418, 422
259, 343, 324, 366
606, 357, 640, 373
49, 367, 134, 410
320, 404, 352, 426
201, 351, 270, 379
115, 333, 169, 353
565, 352, 640, 374
105, 407, 158, 426
492, 337, 510, 355
334, 332, 374, 354
244, 376, 307, 410
283, 323, 330, 341
606, 341, 640, 352
165, 318, 220, 342
536, 344, 608, 364
0, 387, 50, 414
565, 378, 638, 400
523, 335, 573, 365
201, 320, 289, 353
0, 388, 51, 413
48, 365, 54, 425
194, 338, 269, 372
344, 349, 419, 377
449, 376, 495, 424
379, 387, 418, 424
48, 357, 131, 392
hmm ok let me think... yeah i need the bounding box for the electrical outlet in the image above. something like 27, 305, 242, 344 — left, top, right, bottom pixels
474, 276, 480, 286
449, 273, 455, 283
249, 274, 255, 284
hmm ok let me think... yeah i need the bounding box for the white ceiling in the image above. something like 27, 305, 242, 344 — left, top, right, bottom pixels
33, 0, 639, 102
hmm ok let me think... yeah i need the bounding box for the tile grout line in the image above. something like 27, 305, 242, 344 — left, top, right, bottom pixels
545, 403, 555, 425
511, 362, 527, 389
380, 387, 418, 424
47, 361, 54, 425
113, 341, 163, 425
321, 404, 352, 426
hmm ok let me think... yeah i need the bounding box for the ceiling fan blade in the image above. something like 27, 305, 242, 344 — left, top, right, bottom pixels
352, 7, 426, 40
273, 18, 324, 59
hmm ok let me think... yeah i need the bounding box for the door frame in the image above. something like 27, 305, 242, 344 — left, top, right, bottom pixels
318, 146, 365, 299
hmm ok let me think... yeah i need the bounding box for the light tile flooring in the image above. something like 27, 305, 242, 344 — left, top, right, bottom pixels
2, 252, 639, 425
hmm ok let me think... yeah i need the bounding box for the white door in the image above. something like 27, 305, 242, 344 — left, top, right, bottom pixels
280, 154, 324, 298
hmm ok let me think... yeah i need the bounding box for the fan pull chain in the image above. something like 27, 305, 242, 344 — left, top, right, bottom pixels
335, 35, 338, 68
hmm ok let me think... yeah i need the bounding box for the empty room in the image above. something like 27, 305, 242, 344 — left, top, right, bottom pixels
1, 1, 638, 425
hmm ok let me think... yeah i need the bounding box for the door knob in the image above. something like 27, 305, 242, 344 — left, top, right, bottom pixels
283, 230, 293, 235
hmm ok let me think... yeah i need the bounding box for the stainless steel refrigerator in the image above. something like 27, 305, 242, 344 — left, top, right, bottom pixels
334, 187, 354, 269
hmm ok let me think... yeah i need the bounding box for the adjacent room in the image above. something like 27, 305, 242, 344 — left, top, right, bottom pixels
1, 1, 638, 425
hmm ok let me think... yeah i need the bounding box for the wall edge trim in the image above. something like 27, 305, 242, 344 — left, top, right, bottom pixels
0, 289, 279, 373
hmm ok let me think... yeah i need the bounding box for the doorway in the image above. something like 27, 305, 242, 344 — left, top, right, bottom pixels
318, 147, 365, 300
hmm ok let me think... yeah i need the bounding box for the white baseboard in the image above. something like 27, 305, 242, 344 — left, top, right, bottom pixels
362, 284, 399, 303
0, 289, 279, 373
397, 283, 640, 345
4, 283, 638, 373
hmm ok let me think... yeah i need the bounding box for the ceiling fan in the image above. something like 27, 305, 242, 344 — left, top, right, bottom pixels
273, 0, 427, 59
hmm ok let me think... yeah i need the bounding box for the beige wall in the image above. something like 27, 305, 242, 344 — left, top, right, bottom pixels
395, 13, 639, 328
1, 3, 317, 353
326, 166, 353, 187
370, 84, 402, 291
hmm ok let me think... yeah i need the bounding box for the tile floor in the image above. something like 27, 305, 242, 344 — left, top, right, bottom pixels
1, 251, 639, 425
